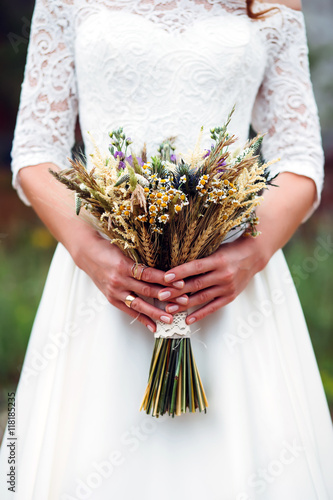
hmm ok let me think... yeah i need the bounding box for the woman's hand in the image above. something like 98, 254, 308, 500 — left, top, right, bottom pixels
18, 163, 188, 334
74, 233, 188, 333
20, 165, 316, 333
156, 172, 317, 326
156, 236, 268, 325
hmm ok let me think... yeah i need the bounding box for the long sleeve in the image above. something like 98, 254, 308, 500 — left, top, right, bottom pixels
11, 0, 78, 206
251, 6, 324, 222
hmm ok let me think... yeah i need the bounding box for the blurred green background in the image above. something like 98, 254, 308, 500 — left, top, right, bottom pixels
0, 0, 332, 441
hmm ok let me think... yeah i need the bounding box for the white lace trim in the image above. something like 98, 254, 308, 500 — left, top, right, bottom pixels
155, 313, 192, 339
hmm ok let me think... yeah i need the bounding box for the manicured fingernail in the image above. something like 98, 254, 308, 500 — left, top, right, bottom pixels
147, 325, 154, 333
160, 315, 172, 324
172, 280, 184, 289
187, 317, 196, 325
158, 291, 171, 301
164, 273, 176, 282
167, 304, 179, 313
175, 296, 188, 305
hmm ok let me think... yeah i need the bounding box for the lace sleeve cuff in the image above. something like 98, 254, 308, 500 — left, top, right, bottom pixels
252, 7, 324, 221
267, 159, 323, 222
12, 150, 70, 206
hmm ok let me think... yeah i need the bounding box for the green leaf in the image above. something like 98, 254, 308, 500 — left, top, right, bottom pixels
132, 155, 143, 175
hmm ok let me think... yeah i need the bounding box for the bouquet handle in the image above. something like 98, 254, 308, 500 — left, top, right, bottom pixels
154, 299, 192, 339
140, 299, 208, 417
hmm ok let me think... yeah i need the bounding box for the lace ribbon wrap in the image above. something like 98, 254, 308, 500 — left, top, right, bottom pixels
154, 299, 192, 339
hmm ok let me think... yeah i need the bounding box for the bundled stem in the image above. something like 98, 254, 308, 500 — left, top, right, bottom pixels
140, 338, 208, 417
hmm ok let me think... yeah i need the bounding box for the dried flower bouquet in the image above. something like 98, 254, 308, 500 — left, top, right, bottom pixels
51, 109, 277, 417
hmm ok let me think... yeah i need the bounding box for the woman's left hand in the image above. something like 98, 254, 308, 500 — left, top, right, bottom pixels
156, 173, 317, 326
158, 235, 270, 325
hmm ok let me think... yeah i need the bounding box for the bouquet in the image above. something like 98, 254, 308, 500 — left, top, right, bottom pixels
51, 109, 277, 417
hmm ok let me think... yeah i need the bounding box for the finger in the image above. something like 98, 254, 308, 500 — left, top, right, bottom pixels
125, 278, 189, 305
157, 267, 229, 302
128, 278, 164, 299
127, 262, 185, 289
112, 298, 157, 333
145, 267, 184, 289
163, 254, 221, 283
130, 264, 184, 288
160, 271, 222, 298
185, 294, 236, 325
164, 285, 228, 314
156, 286, 190, 304
121, 292, 174, 326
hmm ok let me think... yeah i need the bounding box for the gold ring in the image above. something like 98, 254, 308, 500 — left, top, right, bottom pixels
125, 294, 137, 308
131, 263, 148, 281
136, 264, 148, 281
131, 263, 138, 278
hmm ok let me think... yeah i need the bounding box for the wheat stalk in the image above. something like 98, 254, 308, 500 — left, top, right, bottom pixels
178, 217, 197, 264
187, 225, 215, 262
138, 225, 157, 267
170, 231, 180, 268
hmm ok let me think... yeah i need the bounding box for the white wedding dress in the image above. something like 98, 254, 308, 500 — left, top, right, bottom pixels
1, 1, 333, 499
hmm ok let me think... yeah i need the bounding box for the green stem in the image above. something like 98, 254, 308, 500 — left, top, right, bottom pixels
170, 340, 183, 416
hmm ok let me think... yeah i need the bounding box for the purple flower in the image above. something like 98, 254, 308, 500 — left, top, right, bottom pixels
170, 154, 177, 163
203, 149, 211, 159
118, 160, 125, 170
126, 155, 144, 167
217, 159, 227, 172
114, 151, 125, 160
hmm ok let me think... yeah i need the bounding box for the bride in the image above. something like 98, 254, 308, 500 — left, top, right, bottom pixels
1, 0, 333, 498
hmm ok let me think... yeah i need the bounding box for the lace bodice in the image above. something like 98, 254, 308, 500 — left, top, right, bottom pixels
11, 0, 324, 220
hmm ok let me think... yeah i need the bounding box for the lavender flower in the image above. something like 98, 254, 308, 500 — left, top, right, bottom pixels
114, 151, 125, 160
217, 159, 227, 172
126, 155, 144, 167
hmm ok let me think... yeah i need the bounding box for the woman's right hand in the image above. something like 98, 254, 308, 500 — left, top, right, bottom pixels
73, 231, 187, 333
22, 164, 316, 335
18, 163, 188, 334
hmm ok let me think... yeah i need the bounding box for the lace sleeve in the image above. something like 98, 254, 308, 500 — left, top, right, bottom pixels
11, 0, 78, 205
251, 6, 324, 221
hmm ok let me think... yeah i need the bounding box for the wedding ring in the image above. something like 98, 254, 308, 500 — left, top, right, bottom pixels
131, 263, 148, 281
125, 294, 137, 308
131, 263, 137, 278
136, 264, 148, 281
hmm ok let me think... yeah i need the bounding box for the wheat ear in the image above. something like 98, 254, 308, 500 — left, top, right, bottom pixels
138, 226, 156, 267
170, 232, 180, 268
187, 225, 215, 262
178, 219, 197, 264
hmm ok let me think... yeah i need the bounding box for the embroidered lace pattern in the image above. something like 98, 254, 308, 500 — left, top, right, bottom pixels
11, 0, 323, 221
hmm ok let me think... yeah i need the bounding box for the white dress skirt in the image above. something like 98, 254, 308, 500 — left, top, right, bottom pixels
1, 0, 333, 498
1, 244, 333, 499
